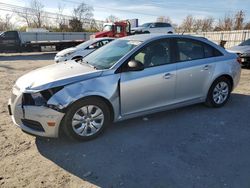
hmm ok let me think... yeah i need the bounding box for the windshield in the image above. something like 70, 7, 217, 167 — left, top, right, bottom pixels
76, 39, 96, 49
103, 25, 113, 31
239, 39, 250, 46
84, 39, 142, 69
140, 23, 152, 27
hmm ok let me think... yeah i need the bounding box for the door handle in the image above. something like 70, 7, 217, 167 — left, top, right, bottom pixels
203, 65, 211, 70
202, 65, 210, 70
163, 73, 173, 79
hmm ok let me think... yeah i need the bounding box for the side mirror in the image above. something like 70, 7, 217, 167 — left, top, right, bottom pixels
127, 60, 144, 71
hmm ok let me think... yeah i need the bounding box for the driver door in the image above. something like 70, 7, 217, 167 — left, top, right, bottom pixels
120, 39, 177, 116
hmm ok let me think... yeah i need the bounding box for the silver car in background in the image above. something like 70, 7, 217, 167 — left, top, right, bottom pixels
131, 22, 174, 34
227, 38, 250, 67
54, 37, 114, 63
8, 34, 241, 141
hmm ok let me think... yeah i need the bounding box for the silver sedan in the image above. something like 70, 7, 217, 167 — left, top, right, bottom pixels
8, 34, 241, 140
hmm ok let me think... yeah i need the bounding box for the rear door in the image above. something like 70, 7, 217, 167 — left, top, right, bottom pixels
175, 38, 222, 102
120, 39, 177, 115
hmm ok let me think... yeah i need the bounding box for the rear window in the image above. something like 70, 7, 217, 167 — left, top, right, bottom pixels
1, 31, 17, 39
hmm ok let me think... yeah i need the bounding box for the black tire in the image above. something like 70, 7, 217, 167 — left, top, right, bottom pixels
62, 97, 110, 141
144, 31, 150, 34
205, 77, 232, 108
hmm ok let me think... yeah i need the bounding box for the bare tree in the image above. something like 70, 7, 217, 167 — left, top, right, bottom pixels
180, 15, 195, 32
0, 14, 14, 31
72, 2, 93, 29
234, 10, 245, 30
30, 0, 44, 27
202, 17, 214, 32
106, 15, 119, 22
15, 0, 45, 28
193, 19, 203, 32
16, 7, 32, 27
4, 14, 13, 30
216, 14, 234, 31
92, 20, 104, 31
89, 19, 102, 31
56, 4, 69, 31
69, 18, 83, 32
244, 22, 250, 30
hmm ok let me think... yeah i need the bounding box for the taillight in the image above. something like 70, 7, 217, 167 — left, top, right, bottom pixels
237, 57, 242, 64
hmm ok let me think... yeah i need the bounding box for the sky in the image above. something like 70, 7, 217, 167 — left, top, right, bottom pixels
0, 0, 250, 26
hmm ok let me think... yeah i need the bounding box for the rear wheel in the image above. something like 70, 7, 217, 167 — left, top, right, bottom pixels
205, 77, 232, 107
62, 98, 110, 141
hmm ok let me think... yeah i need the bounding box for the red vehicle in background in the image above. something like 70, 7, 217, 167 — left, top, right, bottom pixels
91, 21, 131, 38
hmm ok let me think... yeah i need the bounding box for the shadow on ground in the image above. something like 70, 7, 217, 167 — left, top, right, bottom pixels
36, 94, 250, 188
0, 52, 56, 61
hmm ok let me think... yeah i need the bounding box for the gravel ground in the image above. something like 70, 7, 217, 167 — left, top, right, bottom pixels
0, 53, 250, 188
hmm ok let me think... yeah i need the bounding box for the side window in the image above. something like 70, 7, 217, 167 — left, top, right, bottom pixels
204, 44, 214, 58
87, 42, 100, 49
163, 23, 171, 27
4, 32, 17, 39
177, 39, 205, 61
102, 40, 110, 45
131, 39, 172, 68
150, 23, 156, 28
116, 26, 122, 33
176, 39, 223, 62
154, 23, 162, 27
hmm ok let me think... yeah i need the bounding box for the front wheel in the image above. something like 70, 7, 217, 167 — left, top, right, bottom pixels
62, 98, 110, 141
205, 77, 232, 108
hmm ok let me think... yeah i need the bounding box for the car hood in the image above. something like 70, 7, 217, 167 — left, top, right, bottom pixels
15, 61, 102, 92
227, 45, 250, 53
56, 47, 77, 56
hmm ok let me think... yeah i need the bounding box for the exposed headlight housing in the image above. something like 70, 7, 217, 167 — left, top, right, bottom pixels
22, 86, 64, 108
31, 92, 47, 106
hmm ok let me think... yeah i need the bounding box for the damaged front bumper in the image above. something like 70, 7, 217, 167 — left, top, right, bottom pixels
8, 87, 65, 138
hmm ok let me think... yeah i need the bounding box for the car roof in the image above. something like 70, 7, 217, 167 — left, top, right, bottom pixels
119, 34, 225, 54
120, 34, 203, 42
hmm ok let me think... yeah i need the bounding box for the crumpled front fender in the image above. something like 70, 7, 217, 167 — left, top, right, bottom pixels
47, 74, 121, 121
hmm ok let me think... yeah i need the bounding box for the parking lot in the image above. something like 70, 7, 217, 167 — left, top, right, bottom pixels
0, 52, 250, 188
